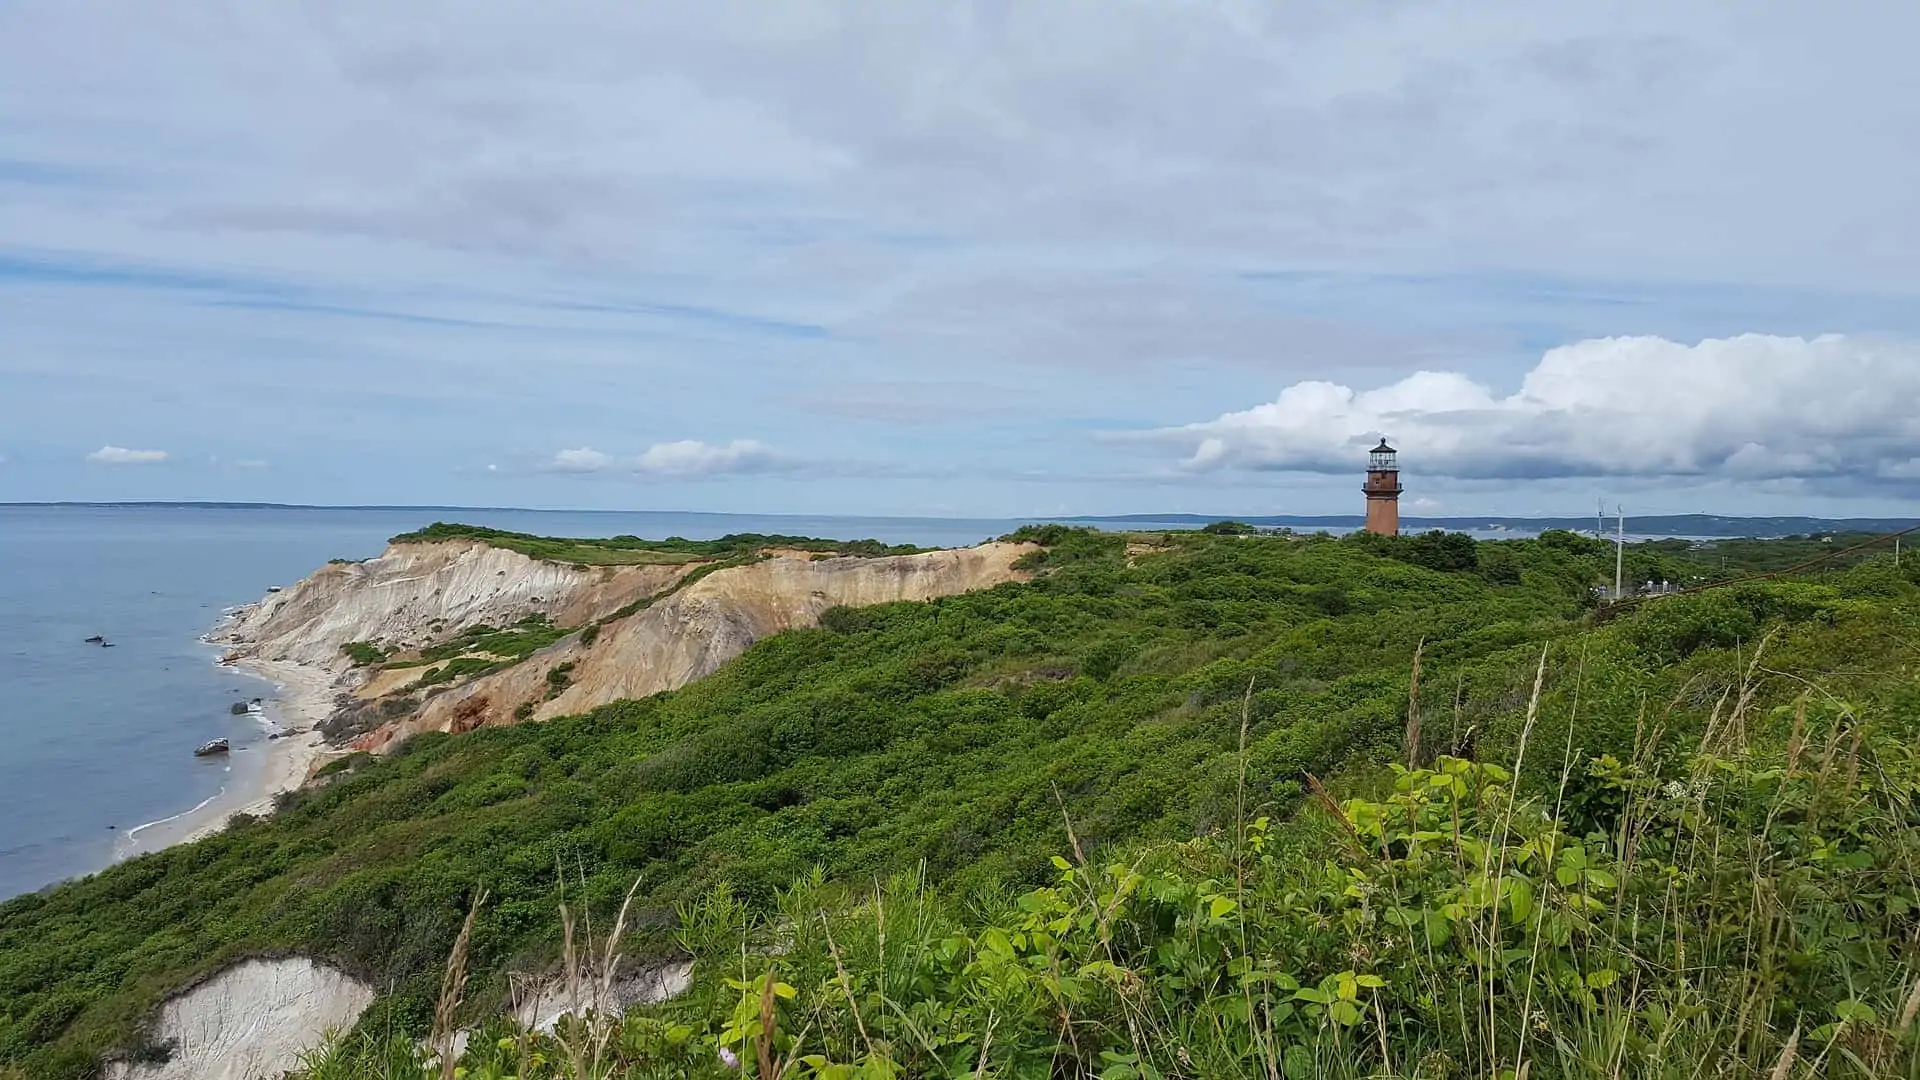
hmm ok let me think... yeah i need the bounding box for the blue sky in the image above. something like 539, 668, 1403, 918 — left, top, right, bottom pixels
4, 2, 1920, 518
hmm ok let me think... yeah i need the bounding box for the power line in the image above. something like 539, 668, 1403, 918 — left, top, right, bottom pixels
1600, 522, 1920, 617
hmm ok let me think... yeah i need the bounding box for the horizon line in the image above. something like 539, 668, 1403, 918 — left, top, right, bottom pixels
4, 500, 1917, 529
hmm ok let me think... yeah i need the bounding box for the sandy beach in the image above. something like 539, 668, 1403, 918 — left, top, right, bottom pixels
116, 656, 339, 857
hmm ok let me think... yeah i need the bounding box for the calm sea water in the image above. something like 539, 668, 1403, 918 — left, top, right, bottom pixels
0, 504, 1039, 900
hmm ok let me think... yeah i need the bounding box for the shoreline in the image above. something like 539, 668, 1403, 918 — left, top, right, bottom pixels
116, 655, 339, 858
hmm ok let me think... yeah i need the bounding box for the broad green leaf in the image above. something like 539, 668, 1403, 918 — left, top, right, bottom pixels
1835, 999, 1879, 1023
1507, 877, 1535, 923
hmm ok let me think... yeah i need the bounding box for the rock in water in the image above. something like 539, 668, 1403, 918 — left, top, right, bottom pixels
194, 738, 231, 757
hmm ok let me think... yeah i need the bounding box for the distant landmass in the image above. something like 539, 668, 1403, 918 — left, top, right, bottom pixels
1, 501, 543, 512
5, 502, 1915, 539
1061, 513, 1920, 538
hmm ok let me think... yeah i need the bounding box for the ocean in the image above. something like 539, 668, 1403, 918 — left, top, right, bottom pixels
0, 503, 1597, 900
0, 504, 1036, 900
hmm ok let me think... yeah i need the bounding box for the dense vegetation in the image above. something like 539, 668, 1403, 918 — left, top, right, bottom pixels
1650, 530, 1910, 580
305, 733, 1920, 1080
4, 527, 1918, 1078
390, 523, 928, 567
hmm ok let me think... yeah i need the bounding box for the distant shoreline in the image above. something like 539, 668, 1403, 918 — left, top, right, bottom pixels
0, 501, 1014, 518
5, 502, 1915, 540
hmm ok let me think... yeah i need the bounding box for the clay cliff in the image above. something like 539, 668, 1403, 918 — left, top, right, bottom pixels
364, 543, 1035, 747
216, 536, 1034, 755
214, 539, 694, 670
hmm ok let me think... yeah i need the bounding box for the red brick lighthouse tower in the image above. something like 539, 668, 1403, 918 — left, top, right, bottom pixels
1363, 438, 1402, 536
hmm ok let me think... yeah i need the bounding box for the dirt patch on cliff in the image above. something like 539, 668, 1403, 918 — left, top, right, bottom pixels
105, 958, 373, 1080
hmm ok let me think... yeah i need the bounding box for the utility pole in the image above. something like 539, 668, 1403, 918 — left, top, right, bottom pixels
1898, 536, 1903, 568
1615, 505, 1626, 601
1597, 498, 1605, 540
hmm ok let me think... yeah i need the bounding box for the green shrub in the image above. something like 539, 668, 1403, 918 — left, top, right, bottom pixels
1625, 591, 1760, 662
341, 641, 387, 667
410, 656, 498, 689
545, 662, 576, 699
1349, 529, 1481, 572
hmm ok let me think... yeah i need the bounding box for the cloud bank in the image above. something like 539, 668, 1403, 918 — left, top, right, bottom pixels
1166, 334, 1920, 485
86, 446, 169, 465
544, 439, 781, 478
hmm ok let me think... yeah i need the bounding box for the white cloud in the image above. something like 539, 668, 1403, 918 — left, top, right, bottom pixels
541, 440, 781, 477
549, 447, 613, 473
1162, 334, 1920, 485
638, 439, 778, 477
86, 445, 169, 464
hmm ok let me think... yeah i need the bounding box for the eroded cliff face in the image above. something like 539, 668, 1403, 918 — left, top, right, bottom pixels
215, 540, 696, 670
355, 542, 1035, 749
103, 958, 374, 1080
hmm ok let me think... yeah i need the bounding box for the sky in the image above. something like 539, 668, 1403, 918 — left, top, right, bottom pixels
4, 2, 1920, 519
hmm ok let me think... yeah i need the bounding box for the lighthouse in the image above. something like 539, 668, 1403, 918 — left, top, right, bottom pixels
1362, 439, 1402, 536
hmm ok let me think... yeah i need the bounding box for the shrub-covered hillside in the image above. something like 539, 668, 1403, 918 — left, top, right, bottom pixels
387, 522, 928, 566
3, 526, 1917, 1078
